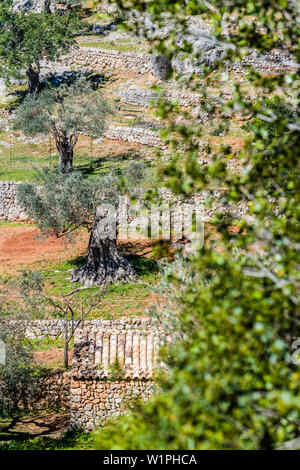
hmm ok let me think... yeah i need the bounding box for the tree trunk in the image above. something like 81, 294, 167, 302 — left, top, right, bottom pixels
56, 136, 74, 173
64, 325, 69, 368
44, 0, 52, 14
71, 223, 137, 287
63, 343, 69, 368
26, 65, 40, 94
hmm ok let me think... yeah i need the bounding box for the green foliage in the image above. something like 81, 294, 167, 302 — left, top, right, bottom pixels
94, 0, 300, 450
13, 79, 113, 168
0, 312, 38, 415
97, 252, 300, 450
1, 268, 45, 320
0, 427, 94, 450
243, 96, 297, 144
0, 0, 80, 86
17, 162, 154, 237
17, 168, 119, 236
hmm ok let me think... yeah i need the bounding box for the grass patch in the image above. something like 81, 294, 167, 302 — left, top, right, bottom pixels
0, 432, 95, 450
39, 247, 160, 319
77, 36, 149, 54
30, 337, 67, 352
0, 428, 95, 450
0, 129, 149, 182
0, 411, 94, 450
0, 221, 33, 228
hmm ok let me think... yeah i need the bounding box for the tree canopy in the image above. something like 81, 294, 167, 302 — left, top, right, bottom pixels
0, 0, 80, 92
17, 163, 152, 286
13, 79, 113, 171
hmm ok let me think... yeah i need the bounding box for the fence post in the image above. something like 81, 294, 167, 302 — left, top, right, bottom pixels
49, 136, 52, 169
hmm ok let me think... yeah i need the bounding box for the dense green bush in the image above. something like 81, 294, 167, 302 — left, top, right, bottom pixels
0, 316, 38, 415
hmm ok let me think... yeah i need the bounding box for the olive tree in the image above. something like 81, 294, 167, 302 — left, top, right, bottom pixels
17, 164, 150, 287
13, 79, 113, 172
0, 0, 80, 93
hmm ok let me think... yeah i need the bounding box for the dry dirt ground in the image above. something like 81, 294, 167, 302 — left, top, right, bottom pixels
0, 221, 239, 276
0, 223, 159, 341
34, 348, 74, 367
0, 224, 157, 275
0, 224, 89, 275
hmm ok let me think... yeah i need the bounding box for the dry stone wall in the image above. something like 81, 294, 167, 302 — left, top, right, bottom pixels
70, 317, 166, 430
104, 124, 164, 147
1, 369, 71, 412
0, 181, 248, 224
70, 379, 154, 431
118, 83, 210, 111
61, 47, 151, 74
14, 318, 165, 430
25, 318, 165, 341
59, 45, 297, 78
26, 319, 69, 340
0, 181, 29, 221
30, 370, 71, 412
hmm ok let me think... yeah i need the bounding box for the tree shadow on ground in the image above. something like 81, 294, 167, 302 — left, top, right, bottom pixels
0, 427, 91, 450
0, 411, 69, 442
76, 151, 142, 177
6, 70, 114, 110
127, 254, 159, 276
118, 241, 160, 276
42, 70, 111, 91
64, 255, 86, 269
66, 242, 159, 278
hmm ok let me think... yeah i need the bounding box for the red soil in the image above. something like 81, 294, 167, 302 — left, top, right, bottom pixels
0, 225, 88, 274
34, 348, 73, 367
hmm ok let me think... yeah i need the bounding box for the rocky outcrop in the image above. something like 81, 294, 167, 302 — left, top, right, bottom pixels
150, 54, 172, 80
133, 14, 298, 78
13, 0, 56, 13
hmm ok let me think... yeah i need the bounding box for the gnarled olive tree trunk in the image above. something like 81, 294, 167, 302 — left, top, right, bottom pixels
44, 0, 53, 14
71, 221, 137, 287
26, 65, 40, 94
55, 135, 75, 173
